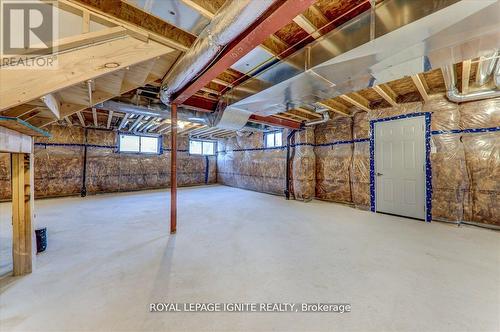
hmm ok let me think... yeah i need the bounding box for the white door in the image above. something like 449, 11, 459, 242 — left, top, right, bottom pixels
375, 116, 426, 220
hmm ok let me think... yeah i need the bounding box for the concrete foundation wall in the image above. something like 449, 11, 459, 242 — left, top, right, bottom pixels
0, 125, 216, 200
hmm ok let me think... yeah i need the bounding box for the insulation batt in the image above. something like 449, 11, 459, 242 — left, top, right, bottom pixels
314, 113, 353, 203
0, 125, 215, 200
315, 144, 353, 203
292, 128, 315, 200
299, 96, 497, 225
461, 132, 499, 225
459, 99, 500, 225
217, 132, 286, 195
0, 153, 12, 199
351, 142, 370, 209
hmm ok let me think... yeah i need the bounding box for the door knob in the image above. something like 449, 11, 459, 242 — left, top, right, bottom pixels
376, 172, 383, 176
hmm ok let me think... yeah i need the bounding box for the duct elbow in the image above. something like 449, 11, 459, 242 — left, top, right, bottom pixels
446, 88, 464, 103
160, 85, 171, 105
305, 110, 330, 126
443, 62, 500, 104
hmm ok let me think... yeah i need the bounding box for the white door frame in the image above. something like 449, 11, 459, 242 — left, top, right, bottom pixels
369, 113, 432, 222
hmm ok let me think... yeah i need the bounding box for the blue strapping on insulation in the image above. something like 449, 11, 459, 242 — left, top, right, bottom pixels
217, 125, 498, 154
431, 126, 500, 135
369, 112, 432, 222
34, 142, 190, 152
35, 142, 117, 149
35, 122, 498, 223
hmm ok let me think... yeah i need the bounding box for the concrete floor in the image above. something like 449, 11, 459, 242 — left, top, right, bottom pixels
0, 185, 499, 332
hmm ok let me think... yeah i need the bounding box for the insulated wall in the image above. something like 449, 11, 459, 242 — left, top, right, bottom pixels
217, 132, 286, 195
216, 96, 499, 226
0, 125, 216, 200
312, 96, 499, 226
0, 153, 10, 199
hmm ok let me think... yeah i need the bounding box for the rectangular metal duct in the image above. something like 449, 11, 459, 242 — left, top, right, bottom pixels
223, 0, 500, 121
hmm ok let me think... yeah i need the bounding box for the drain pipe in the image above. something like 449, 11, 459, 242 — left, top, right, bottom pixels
285, 129, 297, 200
442, 62, 500, 103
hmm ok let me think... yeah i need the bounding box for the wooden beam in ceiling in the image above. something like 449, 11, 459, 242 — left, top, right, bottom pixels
141, 117, 158, 132
2, 26, 128, 62
118, 113, 130, 130
1, 105, 38, 118
76, 112, 86, 127
274, 113, 302, 122
339, 93, 371, 112
106, 111, 113, 129
1, 35, 172, 111
411, 74, 429, 102
180, 0, 215, 19
293, 14, 321, 39
66, 0, 194, 51
82, 10, 90, 33
462, 59, 472, 94
129, 115, 144, 131
64, 116, 73, 126
305, 5, 329, 28
200, 87, 221, 95
316, 100, 350, 117
372, 85, 398, 107
211, 78, 233, 88
295, 107, 321, 118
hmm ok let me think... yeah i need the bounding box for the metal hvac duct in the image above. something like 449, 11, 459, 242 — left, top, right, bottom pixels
219, 0, 500, 129
159, 0, 277, 104
442, 58, 500, 103
100, 100, 214, 125
305, 109, 330, 126
476, 51, 499, 86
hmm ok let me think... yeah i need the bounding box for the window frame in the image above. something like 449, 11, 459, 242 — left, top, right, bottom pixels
264, 130, 283, 148
118, 133, 162, 155
189, 139, 217, 156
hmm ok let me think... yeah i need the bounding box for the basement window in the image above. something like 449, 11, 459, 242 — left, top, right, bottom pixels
119, 134, 160, 154
264, 130, 283, 148
189, 139, 216, 156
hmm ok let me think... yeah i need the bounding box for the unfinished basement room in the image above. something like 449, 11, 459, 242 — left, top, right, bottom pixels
1, 0, 499, 331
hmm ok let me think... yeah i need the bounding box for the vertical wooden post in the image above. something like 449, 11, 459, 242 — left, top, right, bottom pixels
170, 103, 177, 234
11, 153, 34, 276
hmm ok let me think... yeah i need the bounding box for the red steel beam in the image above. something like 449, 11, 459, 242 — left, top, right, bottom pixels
249, 114, 302, 129
183, 95, 218, 112
173, 0, 316, 104
170, 103, 177, 234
